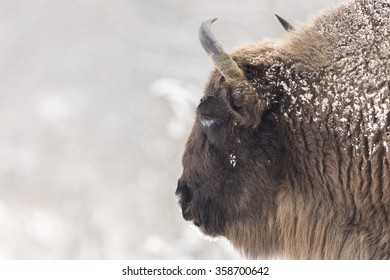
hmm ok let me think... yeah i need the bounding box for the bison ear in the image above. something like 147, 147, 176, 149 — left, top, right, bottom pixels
224, 81, 265, 127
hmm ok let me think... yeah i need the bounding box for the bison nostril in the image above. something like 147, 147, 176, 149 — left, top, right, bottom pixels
176, 180, 193, 205
176, 180, 193, 221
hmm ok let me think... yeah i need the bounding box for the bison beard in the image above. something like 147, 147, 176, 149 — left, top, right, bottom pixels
176, 0, 390, 259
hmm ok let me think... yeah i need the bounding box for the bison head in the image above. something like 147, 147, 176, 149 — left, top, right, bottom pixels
176, 18, 287, 255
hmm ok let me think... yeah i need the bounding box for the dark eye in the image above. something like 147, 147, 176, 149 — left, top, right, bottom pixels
200, 117, 216, 128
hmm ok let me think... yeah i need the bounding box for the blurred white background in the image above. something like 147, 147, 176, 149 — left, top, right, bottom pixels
0, 0, 339, 259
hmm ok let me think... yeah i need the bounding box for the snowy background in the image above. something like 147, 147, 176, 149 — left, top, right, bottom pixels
0, 0, 339, 259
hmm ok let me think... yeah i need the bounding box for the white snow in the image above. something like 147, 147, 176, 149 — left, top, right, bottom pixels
150, 78, 202, 139
229, 153, 237, 167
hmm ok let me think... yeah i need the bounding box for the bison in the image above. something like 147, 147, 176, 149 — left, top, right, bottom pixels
176, 0, 390, 259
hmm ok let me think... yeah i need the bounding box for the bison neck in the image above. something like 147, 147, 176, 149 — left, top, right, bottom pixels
276, 118, 390, 259
276, 179, 390, 259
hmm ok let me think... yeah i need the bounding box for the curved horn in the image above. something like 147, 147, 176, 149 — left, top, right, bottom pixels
199, 18, 244, 80
275, 14, 294, 31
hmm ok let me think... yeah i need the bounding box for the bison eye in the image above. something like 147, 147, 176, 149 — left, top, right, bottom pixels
200, 117, 216, 128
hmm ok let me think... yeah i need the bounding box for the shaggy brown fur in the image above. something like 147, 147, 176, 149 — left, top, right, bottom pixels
176, 0, 390, 259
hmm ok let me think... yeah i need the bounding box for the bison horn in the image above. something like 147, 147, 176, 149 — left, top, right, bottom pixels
275, 14, 294, 31
199, 18, 245, 80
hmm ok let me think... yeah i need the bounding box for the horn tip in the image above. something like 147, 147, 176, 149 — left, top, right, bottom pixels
202, 17, 218, 26
274, 14, 294, 32
199, 17, 220, 54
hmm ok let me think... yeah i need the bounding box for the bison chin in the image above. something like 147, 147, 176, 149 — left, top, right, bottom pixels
176, 179, 228, 237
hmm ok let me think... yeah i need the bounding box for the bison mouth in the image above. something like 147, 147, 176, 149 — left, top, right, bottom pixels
175, 179, 226, 236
